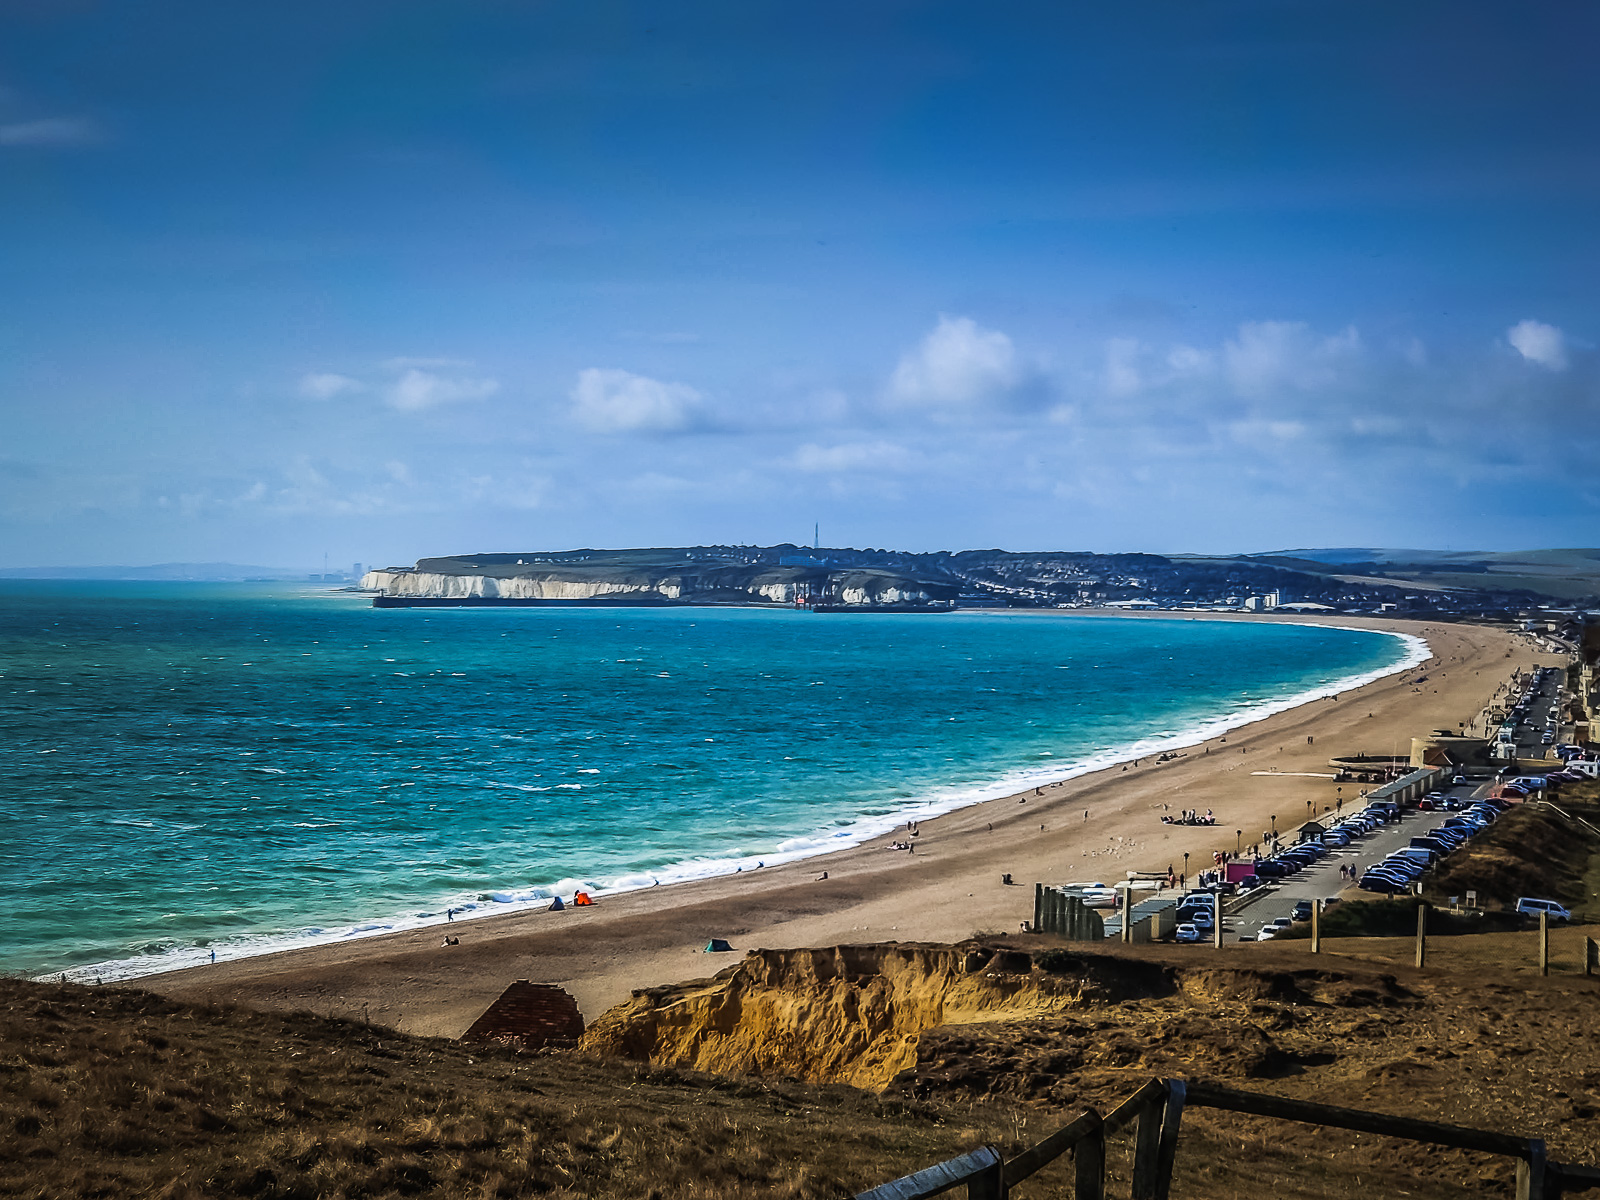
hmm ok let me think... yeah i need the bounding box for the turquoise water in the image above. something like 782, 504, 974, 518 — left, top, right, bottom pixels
0, 582, 1421, 980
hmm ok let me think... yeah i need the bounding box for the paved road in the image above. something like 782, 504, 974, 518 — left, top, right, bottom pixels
1507, 668, 1567, 758
1224, 780, 1484, 941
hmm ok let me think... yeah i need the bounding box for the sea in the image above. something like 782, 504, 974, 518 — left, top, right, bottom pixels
0, 581, 1426, 982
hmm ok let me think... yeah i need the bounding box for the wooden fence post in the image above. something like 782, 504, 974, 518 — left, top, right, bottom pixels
1311, 898, 1321, 954
1073, 1111, 1105, 1200
1121, 883, 1133, 943
1587, 936, 1598, 978
1213, 892, 1222, 950
1415, 902, 1427, 970
1517, 1138, 1548, 1200
1130, 1085, 1167, 1199
967, 1152, 1006, 1200
1539, 911, 1549, 977
1153, 1079, 1186, 1200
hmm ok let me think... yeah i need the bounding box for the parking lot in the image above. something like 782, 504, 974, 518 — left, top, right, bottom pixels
1225, 783, 1479, 940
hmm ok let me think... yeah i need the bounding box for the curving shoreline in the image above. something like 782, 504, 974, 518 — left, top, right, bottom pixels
142, 614, 1556, 1037
55, 615, 1424, 986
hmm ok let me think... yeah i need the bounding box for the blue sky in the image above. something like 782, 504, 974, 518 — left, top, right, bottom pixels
2, 1, 1597, 567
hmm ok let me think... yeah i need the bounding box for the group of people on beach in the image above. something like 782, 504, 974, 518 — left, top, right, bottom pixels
1160, 807, 1217, 826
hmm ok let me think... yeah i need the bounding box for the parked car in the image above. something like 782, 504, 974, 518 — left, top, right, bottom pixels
1393, 846, 1438, 865
1255, 925, 1280, 940
1515, 898, 1572, 922
1291, 900, 1314, 922
1359, 873, 1410, 894
1174, 923, 1203, 944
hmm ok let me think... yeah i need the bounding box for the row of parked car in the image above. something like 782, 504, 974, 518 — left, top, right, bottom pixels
1239, 800, 1406, 888
1177, 801, 1423, 942
1356, 797, 1503, 894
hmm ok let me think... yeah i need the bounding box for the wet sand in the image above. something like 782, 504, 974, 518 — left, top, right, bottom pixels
145, 614, 1555, 1037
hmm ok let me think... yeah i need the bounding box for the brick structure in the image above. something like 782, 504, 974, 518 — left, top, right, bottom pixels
459, 981, 585, 1049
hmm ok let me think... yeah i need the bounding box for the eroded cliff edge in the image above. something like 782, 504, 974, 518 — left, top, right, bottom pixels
578, 944, 1135, 1090
577, 941, 1431, 1100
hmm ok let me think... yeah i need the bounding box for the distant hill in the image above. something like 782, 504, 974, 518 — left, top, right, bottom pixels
1246, 548, 1600, 602
361, 544, 1599, 611
0, 563, 316, 581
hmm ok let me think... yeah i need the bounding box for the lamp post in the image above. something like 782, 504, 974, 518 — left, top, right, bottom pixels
1183, 851, 1189, 881
1306, 799, 1313, 822
1270, 814, 1277, 840
1235, 829, 1242, 855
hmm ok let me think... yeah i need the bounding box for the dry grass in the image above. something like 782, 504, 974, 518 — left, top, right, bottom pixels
9, 935, 1600, 1199
1425, 786, 1600, 913
0, 979, 1023, 1199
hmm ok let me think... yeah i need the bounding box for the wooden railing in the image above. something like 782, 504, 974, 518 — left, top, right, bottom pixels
854, 1077, 1600, 1200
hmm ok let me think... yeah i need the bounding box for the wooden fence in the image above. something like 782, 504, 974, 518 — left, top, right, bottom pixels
854, 1077, 1600, 1200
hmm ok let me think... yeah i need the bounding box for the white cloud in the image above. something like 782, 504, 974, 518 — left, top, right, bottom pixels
571, 367, 702, 434
1167, 345, 1214, 375
889, 316, 1022, 408
1095, 339, 1215, 399
298, 372, 364, 400
1104, 338, 1143, 397
1507, 319, 1568, 371
0, 117, 98, 147
791, 440, 917, 473
385, 368, 500, 412
1228, 419, 1306, 447
1224, 321, 1361, 395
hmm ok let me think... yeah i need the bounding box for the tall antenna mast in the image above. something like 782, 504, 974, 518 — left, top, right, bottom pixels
814, 522, 819, 551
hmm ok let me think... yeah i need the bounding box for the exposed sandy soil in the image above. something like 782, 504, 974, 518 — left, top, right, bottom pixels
142, 615, 1557, 1041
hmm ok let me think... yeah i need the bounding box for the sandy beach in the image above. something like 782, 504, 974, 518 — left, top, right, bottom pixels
145, 614, 1558, 1037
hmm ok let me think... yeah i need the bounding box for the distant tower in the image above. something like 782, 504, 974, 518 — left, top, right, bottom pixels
814, 522, 819, 551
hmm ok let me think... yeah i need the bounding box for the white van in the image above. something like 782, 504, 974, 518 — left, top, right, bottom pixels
1515, 897, 1572, 922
